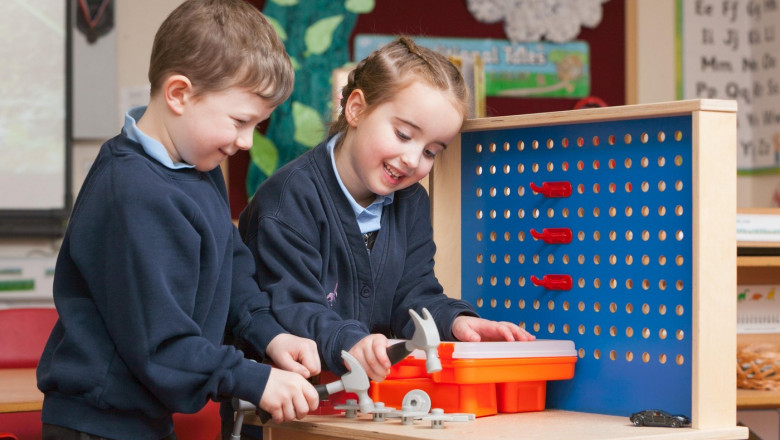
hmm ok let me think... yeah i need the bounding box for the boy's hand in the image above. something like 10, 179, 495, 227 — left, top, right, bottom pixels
347, 334, 391, 382
259, 368, 319, 423
266, 334, 321, 378
452, 316, 536, 342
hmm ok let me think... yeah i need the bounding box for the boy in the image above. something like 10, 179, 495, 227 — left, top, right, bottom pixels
37, 1, 319, 438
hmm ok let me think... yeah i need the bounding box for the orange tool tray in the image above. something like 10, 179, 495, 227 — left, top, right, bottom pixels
371, 340, 577, 416
387, 340, 577, 383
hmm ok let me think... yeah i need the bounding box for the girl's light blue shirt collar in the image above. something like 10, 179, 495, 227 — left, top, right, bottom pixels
328, 134, 393, 234
123, 106, 195, 170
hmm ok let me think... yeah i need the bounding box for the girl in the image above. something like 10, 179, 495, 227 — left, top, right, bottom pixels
238, 36, 535, 384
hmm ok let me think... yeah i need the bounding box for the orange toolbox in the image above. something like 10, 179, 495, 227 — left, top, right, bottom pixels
369, 340, 577, 417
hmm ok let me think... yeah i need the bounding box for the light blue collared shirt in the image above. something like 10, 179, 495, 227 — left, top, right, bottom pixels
124, 106, 195, 170
327, 134, 393, 234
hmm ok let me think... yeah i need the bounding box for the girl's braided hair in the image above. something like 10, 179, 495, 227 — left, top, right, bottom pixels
328, 36, 469, 139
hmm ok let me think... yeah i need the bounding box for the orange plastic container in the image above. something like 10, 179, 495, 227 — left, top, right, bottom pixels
496, 381, 547, 413
372, 340, 576, 416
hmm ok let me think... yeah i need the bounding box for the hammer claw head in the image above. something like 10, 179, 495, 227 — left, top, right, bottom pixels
340, 351, 370, 389
409, 308, 440, 345
408, 308, 441, 374
339, 350, 374, 413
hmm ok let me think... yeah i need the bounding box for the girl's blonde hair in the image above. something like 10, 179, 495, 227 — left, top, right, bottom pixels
329, 36, 469, 138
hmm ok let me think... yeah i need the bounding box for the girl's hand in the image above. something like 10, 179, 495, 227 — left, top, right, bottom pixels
266, 333, 321, 378
347, 334, 391, 382
451, 316, 536, 342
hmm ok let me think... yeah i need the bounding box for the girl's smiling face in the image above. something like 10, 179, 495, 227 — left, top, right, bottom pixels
335, 80, 464, 207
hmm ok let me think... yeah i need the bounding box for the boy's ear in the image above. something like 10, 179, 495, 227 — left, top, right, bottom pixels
345, 89, 366, 127
162, 74, 194, 116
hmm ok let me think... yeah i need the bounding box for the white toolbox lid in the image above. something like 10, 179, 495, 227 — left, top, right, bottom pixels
398, 339, 577, 359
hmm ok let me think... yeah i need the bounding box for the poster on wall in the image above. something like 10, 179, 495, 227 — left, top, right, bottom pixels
354, 35, 590, 98
680, 0, 780, 174
0, 0, 71, 237
737, 284, 780, 333
0, 0, 67, 211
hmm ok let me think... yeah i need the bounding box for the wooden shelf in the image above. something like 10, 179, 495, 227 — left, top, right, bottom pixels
737, 261, 780, 284
736, 217, 780, 412
738, 388, 780, 409
737, 208, 780, 254
737, 256, 780, 267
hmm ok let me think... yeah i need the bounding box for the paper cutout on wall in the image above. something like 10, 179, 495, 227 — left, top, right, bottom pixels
466, 0, 609, 43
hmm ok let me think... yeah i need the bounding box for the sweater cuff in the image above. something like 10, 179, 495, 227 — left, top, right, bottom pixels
440, 302, 479, 341
231, 359, 271, 407
241, 310, 288, 361
327, 323, 369, 375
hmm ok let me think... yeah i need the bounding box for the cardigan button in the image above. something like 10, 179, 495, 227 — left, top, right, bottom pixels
360, 286, 371, 297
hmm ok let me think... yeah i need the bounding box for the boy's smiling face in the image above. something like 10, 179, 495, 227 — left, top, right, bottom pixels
168, 83, 275, 172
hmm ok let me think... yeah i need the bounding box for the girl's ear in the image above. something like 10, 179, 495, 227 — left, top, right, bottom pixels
344, 89, 366, 127
162, 74, 194, 116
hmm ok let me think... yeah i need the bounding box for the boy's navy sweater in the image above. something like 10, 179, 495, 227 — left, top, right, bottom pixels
239, 138, 478, 375
37, 133, 285, 439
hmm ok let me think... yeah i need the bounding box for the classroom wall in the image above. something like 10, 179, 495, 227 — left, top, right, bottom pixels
0, 0, 180, 308
70, 0, 181, 190
626, 0, 677, 104
1, 0, 773, 308
228, 0, 626, 216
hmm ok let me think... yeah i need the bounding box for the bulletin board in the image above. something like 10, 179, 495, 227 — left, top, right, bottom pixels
430, 99, 738, 429
228, 0, 626, 218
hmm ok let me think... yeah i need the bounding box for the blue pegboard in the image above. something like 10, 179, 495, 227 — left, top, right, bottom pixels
460, 116, 693, 417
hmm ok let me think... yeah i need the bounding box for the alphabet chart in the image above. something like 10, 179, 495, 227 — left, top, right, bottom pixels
681, 0, 780, 171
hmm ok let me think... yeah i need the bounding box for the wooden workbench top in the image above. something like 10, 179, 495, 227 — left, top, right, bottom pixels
248, 410, 748, 440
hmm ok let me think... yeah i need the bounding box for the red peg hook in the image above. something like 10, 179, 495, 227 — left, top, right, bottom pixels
529, 181, 572, 198
530, 274, 573, 291
529, 228, 573, 244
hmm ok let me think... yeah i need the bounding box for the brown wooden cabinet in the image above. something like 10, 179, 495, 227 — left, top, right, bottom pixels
736, 209, 780, 409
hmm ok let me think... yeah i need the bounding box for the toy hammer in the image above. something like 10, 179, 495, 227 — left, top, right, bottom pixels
231, 350, 374, 437
386, 308, 442, 373
315, 350, 374, 413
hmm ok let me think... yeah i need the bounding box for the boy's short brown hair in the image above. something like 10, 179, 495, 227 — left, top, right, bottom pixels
148, 0, 293, 106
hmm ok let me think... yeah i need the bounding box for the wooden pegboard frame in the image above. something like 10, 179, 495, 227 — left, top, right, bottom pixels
430, 99, 737, 430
